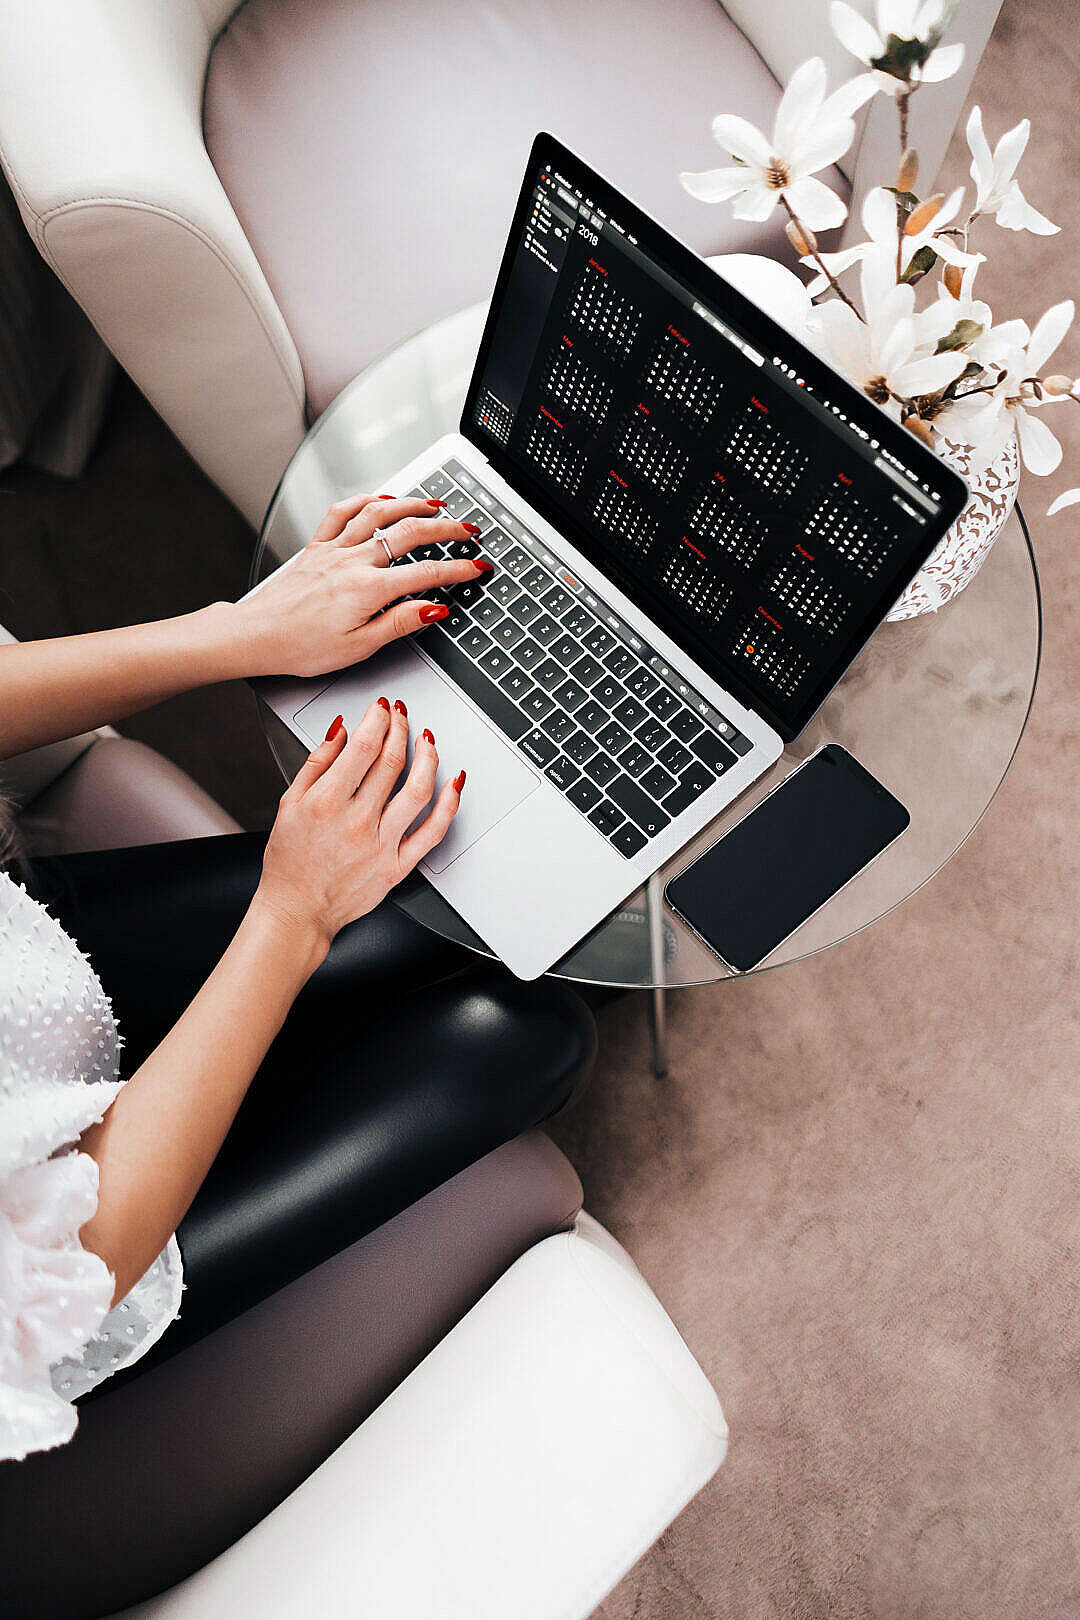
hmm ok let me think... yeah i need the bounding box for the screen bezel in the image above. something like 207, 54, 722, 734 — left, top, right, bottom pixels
664, 743, 911, 971
461, 132, 969, 743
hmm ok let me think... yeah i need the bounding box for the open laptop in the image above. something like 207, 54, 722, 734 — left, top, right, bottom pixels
257, 133, 967, 980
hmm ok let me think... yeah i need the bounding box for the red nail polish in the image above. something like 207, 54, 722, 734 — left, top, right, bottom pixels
324, 714, 343, 741
393, 699, 408, 717
473, 559, 494, 575
427, 498, 448, 508
377, 696, 391, 711
462, 521, 482, 537
422, 728, 435, 745
453, 770, 466, 793
378, 493, 394, 500
419, 602, 450, 623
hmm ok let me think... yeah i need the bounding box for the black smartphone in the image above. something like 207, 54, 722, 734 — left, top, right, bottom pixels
665, 745, 910, 972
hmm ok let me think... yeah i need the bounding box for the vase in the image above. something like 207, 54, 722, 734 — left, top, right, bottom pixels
886, 433, 1021, 621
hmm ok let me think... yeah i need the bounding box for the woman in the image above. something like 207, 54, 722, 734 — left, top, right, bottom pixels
0, 492, 594, 1614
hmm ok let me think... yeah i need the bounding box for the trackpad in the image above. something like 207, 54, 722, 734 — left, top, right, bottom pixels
291, 642, 539, 872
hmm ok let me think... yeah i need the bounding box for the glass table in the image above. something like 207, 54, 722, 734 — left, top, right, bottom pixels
252, 303, 1041, 1072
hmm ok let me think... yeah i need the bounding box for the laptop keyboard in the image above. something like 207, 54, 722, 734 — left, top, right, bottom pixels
403, 458, 752, 860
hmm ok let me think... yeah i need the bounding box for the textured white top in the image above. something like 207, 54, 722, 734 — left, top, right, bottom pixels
0, 871, 183, 1461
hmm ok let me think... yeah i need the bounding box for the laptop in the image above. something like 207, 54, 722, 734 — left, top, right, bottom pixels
256, 133, 968, 980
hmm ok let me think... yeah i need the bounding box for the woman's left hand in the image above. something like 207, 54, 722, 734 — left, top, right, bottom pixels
232, 491, 493, 678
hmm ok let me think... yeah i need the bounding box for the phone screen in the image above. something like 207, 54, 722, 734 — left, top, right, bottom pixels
665, 745, 910, 972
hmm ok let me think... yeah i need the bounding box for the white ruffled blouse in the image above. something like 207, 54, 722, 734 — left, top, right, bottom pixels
1, 871, 182, 1461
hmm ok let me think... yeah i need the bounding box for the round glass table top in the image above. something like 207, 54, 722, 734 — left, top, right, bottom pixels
252, 304, 1041, 989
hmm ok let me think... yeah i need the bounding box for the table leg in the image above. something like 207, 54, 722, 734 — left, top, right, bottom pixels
646, 872, 668, 1079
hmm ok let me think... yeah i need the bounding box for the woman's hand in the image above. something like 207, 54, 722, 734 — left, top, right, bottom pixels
253, 697, 463, 950
234, 491, 493, 679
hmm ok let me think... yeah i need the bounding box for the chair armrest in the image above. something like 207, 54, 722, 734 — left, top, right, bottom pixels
123, 1214, 727, 1620
0, 0, 306, 525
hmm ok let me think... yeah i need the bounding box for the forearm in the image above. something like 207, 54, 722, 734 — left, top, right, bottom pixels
0, 602, 255, 760
78, 897, 329, 1305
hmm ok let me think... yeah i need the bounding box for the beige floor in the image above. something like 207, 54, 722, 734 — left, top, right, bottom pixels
1, 2, 1077, 1615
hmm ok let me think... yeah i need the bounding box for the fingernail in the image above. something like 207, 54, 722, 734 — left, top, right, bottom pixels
453, 770, 466, 793
473, 559, 494, 575
393, 698, 408, 717
419, 602, 450, 623
422, 728, 435, 745
377, 696, 391, 711
427, 498, 448, 508
324, 714, 343, 741
378, 493, 394, 500
462, 521, 482, 536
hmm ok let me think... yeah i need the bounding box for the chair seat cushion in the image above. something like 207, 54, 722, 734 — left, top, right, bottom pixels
204, 0, 845, 416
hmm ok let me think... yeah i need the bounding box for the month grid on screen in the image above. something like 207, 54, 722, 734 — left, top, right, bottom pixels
614, 407, 689, 496
660, 538, 737, 623
686, 479, 769, 571
522, 405, 587, 495
767, 551, 852, 640
728, 608, 813, 700
567, 259, 642, 356
591, 472, 660, 561
474, 390, 512, 447
802, 481, 895, 580
644, 327, 722, 430
724, 400, 810, 501
543, 340, 614, 425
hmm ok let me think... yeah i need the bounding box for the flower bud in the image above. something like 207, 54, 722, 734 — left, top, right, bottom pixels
1042, 374, 1075, 395
904, 415, 934, 447
897, 148, 919, 193
904, 193, 946, 236
785, 218, 817, 258
943, 262, 964, 299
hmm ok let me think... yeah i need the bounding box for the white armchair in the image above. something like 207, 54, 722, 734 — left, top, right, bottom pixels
0, 0, 1001, 528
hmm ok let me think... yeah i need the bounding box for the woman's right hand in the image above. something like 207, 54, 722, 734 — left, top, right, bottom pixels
253, 698, 463, 950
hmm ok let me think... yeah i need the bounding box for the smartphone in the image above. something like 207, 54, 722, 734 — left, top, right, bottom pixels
665, 744, 910, 972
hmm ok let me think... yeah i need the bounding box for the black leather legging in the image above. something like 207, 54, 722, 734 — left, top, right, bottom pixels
0, 835, 596, 1616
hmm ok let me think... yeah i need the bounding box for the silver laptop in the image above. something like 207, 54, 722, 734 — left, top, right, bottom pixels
257, 134, 966, 980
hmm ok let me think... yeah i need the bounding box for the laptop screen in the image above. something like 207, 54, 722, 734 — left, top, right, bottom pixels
463, 135, 967, 742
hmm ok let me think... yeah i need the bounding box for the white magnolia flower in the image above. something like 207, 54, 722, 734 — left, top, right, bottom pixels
831, 0, 965, 92
814, 267, 968, 413
1047, 488, 1080, 516
801, 185, 980, 297
966, 107, 1059, 235
945, 301, 1075, 473
680, 58, 875, 231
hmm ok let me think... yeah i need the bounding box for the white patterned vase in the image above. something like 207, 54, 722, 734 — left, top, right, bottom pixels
887, 433, 1021, 621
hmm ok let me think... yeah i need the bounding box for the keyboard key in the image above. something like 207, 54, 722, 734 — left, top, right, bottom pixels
636, 718, 669, 753
568, 778, 603, 814
669, 708, 703, 744
553, 678, 588, 712
478, 646, 513, 681
419, 621, 529, 743
459, 627, 492, 659
575, 700, 608, 735
610, 822, 648, 859
647, 687, 681, 722
421, 470, 453, 499
474, 598, 503, 628
509, 595, 544, 627
563, 605, 597, 638
443, 602, 471, 637
619, 744, 653, 779
608, 774, 672, 837
663, 766, 716, 817
520, 564, 553, 595
493, 618, 525, 650
501, 546, 533, 577
482, 526, 514, 559
453, 580, 488, 610
498, 668, 534, 703
411, 542, 445, 563
625, 667, 660, 700
542, 585, 575, 618
489, 575, 521, 606
534, 659, 564, 692
585, 753, 620, 789
589, 801, 625, 837
613, 696, 649, 732
522, 688, 556, 723
564, 730, 599, 767
446, 539, 481, 560
569, 654, 605, 688
541, 709, 576, 744
658, 738, 693, 775
549, 634, 581, 667
545, 756, 581, 793
531, 614, 562, 647
583, 625, 617, 658
442, 487, 473, 518
516, 638, 544, 670
603, 647, 636, 680
641, 763, 678, 801
597, 720, 631, 756
519, 728, 558, 769
461, 506, 493, 533
728, 730, 754, 757
690, 732, 738, 774
592, 675, 627, 710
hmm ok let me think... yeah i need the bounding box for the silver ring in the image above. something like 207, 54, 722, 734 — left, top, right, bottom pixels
373, 529, 394, 567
